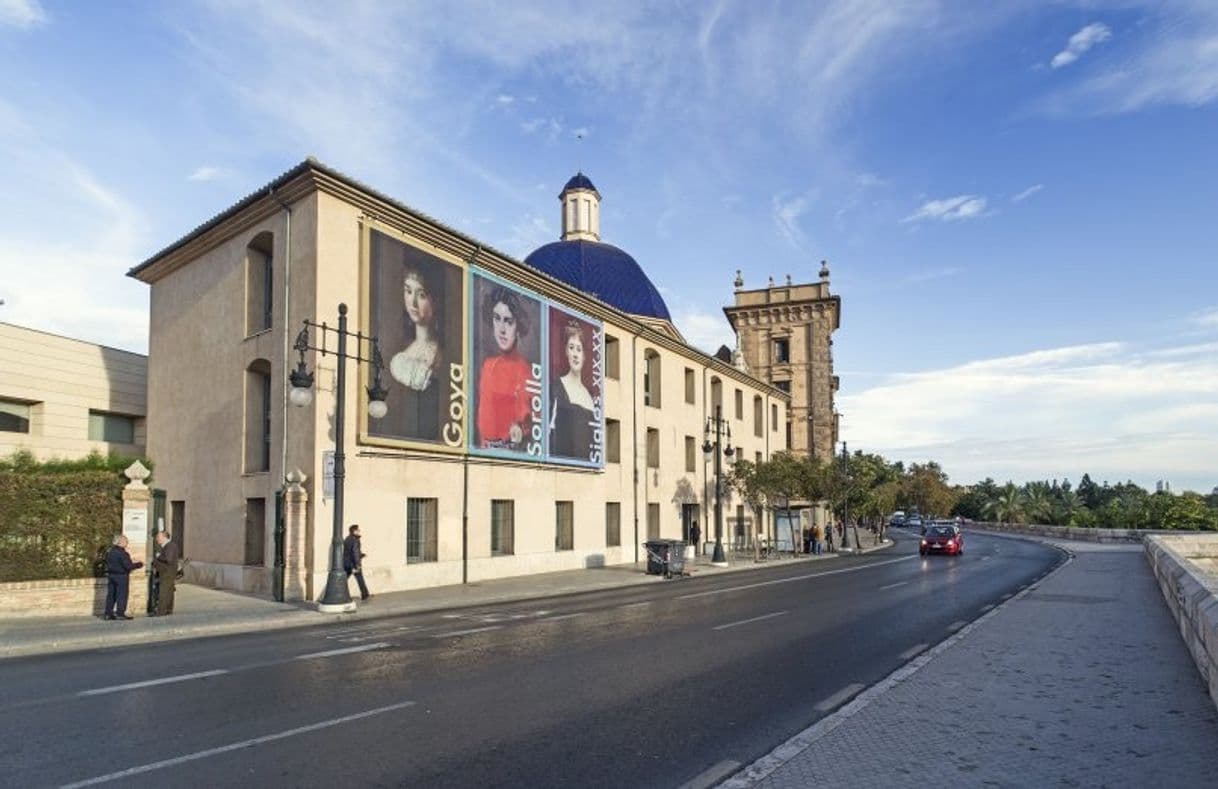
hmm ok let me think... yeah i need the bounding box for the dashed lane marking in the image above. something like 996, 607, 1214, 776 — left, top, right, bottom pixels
295, 643, 391, 660
677, 555, 916, 600
431, 625, 502, 638
815, 683, 864, 712
59, 700, 417, 788
79, 670, 228, 697
713, 611, 788, 631
879, 581, 908, 591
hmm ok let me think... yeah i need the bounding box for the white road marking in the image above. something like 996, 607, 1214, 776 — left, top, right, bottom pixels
678, 555, 916, 600
59, 700, 417, 788
947, 620, 967, 632
621, 601, 652, 608
899, 644, 929, 660
678, 759, 742, 789
815, 683, 864, 712
431, 625, 501, 638
980, 604, 994, 612
78, 670, 228, 697
713, 611, 788, 631
539, 613, 585, 623
295, 643, 390, 660
879, 581, 908, 591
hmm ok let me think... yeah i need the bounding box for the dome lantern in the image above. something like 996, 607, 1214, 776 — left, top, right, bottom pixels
560, 172, 601, 242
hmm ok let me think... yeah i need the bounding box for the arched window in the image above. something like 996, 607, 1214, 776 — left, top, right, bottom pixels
244, 358, 272, 472
245, 232, 274, 335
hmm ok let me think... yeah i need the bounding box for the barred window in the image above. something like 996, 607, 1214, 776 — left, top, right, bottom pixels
605, 502, 621, 547
556, 501, 574, 551
491, 500, 514, 556
407, 498, 438, 563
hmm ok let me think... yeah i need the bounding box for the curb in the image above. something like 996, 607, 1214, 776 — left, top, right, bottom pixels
717, 536, 1072, 787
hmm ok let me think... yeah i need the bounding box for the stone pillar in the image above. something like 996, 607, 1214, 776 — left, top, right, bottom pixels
120, 461, 152, 614
283, 469, 310, 602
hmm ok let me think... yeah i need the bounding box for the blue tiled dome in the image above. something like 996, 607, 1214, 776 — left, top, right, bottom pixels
525, 239, 672, 321
562, 173, 598, 195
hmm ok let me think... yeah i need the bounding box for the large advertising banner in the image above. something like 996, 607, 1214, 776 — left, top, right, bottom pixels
546, 304, 604, 467
470, 268, 545, 459
366, 227, 467, 450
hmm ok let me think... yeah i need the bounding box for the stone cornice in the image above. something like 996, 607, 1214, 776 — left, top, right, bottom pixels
723, 296, 842, 331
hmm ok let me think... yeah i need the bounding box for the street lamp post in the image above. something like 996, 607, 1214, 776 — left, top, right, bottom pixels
288, 303, 389, 613
839, 440, 853, 553
702, 405, 735, 567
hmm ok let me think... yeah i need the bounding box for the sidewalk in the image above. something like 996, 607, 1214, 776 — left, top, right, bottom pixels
724, 537, 1218, 788
0, 540, 893, 659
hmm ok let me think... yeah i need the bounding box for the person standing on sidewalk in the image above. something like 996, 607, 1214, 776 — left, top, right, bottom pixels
343, 524, 370, 600
152, 531, 180, 616
825, 520, 836, 553
812, 522, 824, 556
689, 522, 701, 556
103, 534, 143, 620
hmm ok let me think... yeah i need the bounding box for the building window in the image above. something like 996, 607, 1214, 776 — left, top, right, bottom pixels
606, 502, 621, 547
684, 368, 695, 404
772, 404, 779, 431
734, 389, 743, 420
711, 378, 722, 412
774, 338, 790, 364
786, 421, 792, 449
491, 499, 514, 556
774, 380, 791, 393
644, 349, 661, 407
606, 419, 621, 463
245, 232, 273, 335
88, 411, 135, 444
756, 451, 762, 464
685, 436, 696, 473
647, 503, 660, 540
0, 399, 31, 434
171, 500, 186, 559
605, 335, 620, 379
753, 395, 763, 437
244, 359, 272, 472
647, 428, 660, 468
556, 501, 574, 551
407, 498, 438, 563
244, 498, 266, 566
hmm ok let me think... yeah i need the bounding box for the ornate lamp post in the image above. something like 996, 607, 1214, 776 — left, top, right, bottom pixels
288, 303, 389, 613
702, 405, 735, 567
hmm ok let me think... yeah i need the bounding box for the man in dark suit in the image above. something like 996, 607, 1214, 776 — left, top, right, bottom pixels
343, 524, 370, 600
152, 530, 181, 615
104, 534, 143, 620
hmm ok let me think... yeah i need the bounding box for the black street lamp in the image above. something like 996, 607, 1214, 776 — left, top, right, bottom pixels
288, 303, 389, 613
702, 405, 735, 566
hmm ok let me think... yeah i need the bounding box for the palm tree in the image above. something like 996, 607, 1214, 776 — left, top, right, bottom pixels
986, 483, 1023, 524
1022, 482, 1053, 525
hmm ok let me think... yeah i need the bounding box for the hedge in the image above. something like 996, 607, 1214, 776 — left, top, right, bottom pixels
0, 451, 151, 582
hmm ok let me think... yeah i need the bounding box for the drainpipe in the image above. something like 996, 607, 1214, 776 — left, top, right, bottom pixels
270, 186, 295, 594
631, 335, 639, 564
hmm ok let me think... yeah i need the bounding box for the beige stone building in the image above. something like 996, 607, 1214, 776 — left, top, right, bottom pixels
0, 322, 147, 460
129, 160, 787, 600
724, 264, 840, 463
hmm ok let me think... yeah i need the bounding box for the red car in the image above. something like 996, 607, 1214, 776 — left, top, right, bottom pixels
920, 524, 964, 556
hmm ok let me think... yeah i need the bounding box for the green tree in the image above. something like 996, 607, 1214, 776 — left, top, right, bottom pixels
986, 483, 1023, 524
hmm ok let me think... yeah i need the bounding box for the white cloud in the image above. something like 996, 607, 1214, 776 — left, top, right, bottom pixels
902, 195, 988, 223
839, 337, 1218, 493
1051, 22, 1112, 69
0, 0, 46, 28
1012, 184, 1043, 202
187, 166, 224, 182
1191, 306, 1218, 329
772, 191, 816, 247
496, 94, 514, 105
673, 308, 735, 355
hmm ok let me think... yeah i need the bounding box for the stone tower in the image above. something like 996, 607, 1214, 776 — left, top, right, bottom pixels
723, 262, 840, 462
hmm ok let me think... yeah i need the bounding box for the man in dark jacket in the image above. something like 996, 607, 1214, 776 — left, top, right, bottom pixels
104, 534, 143, 620
152, 530, 181, 615
343, 524, 370, 600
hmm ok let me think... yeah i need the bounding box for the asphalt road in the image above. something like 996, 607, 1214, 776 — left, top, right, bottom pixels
1, 529, 1062, 788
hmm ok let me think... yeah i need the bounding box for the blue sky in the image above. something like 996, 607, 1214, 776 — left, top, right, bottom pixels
1, 1, 1215, 493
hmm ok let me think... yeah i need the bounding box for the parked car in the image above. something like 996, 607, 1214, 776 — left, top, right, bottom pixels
920, 524, 964, 556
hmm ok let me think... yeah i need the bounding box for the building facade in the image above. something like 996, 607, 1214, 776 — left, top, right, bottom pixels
724, 264, 840, 462
130, 161, 788, 600
0, 322, 147, 460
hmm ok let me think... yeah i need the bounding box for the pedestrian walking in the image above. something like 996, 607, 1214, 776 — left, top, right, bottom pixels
689, 521, 701, 554
103, 534, 143, 620
152, 530, 180, 616
343, 524, 370, 600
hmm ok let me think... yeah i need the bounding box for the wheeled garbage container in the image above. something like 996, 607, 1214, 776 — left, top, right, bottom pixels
644, 539, 687, 578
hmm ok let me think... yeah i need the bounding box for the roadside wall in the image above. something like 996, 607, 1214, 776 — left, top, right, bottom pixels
966, 521, 1177, 544
0, 572, 149, 619
1145, 535, 1218, 712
